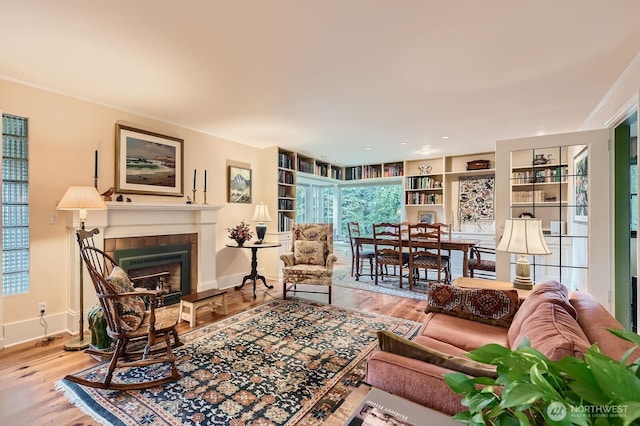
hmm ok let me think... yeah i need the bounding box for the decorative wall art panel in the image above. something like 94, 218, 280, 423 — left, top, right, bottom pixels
458, 176, 495, 221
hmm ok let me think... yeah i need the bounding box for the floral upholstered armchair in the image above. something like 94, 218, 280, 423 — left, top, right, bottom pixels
280, 223, 338, 303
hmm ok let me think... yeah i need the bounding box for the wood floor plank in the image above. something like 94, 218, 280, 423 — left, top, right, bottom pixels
0, 280, 426, 425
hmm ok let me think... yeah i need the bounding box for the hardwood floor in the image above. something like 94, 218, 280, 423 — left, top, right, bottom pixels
0, 280, 428, 425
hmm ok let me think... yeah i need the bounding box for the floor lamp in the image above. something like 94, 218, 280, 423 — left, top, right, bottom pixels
57, 186, 107, 351
496, 218, 551, 290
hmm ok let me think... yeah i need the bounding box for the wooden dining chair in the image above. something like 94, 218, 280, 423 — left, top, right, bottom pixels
407, 223, 450, 288
468, 246, 497, 279
373, 223, 408, 287
64, 232, 182, 390
347, 221, 374, 279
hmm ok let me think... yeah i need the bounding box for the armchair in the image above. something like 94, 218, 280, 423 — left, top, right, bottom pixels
281, 223, 338, 303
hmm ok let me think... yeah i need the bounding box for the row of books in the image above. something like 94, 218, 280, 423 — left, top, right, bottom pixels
297, 158, 315, 173
406, 176, 442, 190
278, 186, 293, 197
512, 190, 546, 203
278, 170, 294, 184
278, 198, 294, 210
278, 152, 294, 169
278, 213, 294, 232
406, 192, 443, 205
512, 166, 568, 184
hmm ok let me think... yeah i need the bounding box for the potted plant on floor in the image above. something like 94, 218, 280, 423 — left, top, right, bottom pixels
445, 329, 640, 425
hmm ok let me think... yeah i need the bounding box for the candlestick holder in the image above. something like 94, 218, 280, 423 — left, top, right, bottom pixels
203, 190, 208, 204
192, 189, 197, 204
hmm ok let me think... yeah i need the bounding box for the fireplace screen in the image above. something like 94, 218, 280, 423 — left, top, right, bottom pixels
114, 244, 191, 306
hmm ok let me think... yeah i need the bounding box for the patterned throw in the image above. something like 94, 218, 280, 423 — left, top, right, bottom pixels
57, 298, 420, 425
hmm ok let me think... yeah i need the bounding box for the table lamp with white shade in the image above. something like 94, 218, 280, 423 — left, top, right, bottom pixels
496, 218, 551, 290
251, 202, 272, 244
56, 185, 107, 350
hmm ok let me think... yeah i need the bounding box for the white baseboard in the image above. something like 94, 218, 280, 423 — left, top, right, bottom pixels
3, 311, 70, 348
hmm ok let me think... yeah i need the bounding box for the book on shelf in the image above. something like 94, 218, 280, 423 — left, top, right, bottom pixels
344, 388, 455, 425
405, 191, 442, 205
278, 212, 294, 232
278, 152, 294, 169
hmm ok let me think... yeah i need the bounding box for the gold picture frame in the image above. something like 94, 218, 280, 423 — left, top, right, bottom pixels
115, 124, 184, 196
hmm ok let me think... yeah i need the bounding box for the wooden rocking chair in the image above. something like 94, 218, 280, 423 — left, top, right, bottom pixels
64, 232, 182, 390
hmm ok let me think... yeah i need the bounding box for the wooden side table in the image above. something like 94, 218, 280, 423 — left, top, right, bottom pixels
226, 241, 281, 297
453, 277, 532, 301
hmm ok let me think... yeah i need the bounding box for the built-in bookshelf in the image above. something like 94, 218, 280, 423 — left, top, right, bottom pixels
271, 146, 498, 233
277, 148, 297, 233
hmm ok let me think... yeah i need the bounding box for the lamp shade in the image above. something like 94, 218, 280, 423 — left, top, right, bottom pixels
496, 218, 551, 255
251, 202, 272, 223
57, 186, 107, 211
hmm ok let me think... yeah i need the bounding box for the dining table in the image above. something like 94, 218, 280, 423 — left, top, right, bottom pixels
352, 235, 480, 281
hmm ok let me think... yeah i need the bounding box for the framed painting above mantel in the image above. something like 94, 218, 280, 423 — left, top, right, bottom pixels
115, 124, 184, 196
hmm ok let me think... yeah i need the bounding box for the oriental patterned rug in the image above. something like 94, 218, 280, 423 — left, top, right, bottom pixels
56, 298, 420, 426
332, 266, 431, 300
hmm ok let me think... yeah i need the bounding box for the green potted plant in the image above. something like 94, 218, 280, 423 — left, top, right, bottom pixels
445, 329, 640, 425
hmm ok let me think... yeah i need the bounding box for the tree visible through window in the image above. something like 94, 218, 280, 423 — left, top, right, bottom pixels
2, 114, 30, 295
340, 184, 402, 236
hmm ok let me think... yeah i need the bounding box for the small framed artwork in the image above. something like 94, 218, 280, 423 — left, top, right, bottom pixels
228, 165, 252, 203
573, 147, 588, 222
115, 124, 184, 196
418, 211, 436, 224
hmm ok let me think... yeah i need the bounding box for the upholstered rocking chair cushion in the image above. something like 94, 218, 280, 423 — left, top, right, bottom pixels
294, 240, 326, 265
106, 266, 146, 331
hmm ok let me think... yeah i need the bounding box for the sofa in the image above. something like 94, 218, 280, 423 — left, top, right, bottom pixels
365, 281, 638, 415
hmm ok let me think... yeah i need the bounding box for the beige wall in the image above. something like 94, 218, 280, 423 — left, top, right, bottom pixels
0, 79, 270, 344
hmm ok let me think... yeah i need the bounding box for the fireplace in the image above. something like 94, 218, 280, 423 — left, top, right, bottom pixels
64, 202, 223, 334
114, 243, 191, 306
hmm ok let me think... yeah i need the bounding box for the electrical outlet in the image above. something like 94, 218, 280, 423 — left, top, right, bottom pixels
37, 302, 47, 316
49, 212, 58, 224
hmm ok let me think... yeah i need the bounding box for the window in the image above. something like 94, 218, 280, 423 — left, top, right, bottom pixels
2, 114, 29, 295
339, 183, 402, 237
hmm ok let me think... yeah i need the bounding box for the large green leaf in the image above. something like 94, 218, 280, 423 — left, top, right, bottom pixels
586, 350, 640, 403
608, 328, 640, 347
469, 343, 512, 364
500, 381, 545, 408
445, 372, 477, 395
467, 392, 498, 412
622, 401, 640, 426
529, 364, 564, 399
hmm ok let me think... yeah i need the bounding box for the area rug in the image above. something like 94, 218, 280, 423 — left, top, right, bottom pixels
332, 266, 430, 301
56, 298, 420, 426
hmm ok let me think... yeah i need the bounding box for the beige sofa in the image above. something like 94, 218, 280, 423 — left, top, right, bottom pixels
365, 281, 637, 415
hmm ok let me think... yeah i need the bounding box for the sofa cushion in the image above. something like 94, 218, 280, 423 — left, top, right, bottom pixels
425, 283, 519, 328
377, 330, 497, 378
511, 302, 591, 360
419, 312, 509, 353
105, 266, 146, 331
508, 280, 577, 344
294, 240, 325, 265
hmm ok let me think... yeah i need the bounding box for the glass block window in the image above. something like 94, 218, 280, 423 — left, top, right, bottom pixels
2, 114, 29, 295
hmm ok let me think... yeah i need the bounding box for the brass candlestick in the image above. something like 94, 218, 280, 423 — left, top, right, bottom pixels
203, 190, 208, 204
192, 189, 197, 204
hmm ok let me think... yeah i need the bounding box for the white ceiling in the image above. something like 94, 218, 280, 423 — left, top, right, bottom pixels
2, 0, 640, 166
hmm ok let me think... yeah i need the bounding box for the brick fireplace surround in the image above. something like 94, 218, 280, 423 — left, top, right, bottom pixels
64, 202, 223, 333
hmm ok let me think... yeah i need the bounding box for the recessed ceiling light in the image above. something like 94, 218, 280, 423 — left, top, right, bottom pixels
365, 147, 372, 150
400, 142, 408, 145
321, 155, 327, 158
442, 135, 451, 139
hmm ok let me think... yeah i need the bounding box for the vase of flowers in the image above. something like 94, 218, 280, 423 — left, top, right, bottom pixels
227, 220, 253, 246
